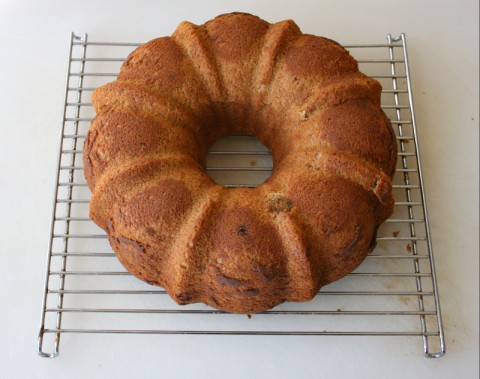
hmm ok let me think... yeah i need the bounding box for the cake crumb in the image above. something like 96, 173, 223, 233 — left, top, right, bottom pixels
300, 110, 308, 121
406, 243, 412, 253
250, 160, 257, 166
336, 308, 342, 312
247, 314, 252, 319
392, 231, 400, 237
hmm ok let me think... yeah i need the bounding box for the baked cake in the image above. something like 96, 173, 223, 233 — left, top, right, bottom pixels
83, 12, 397, 313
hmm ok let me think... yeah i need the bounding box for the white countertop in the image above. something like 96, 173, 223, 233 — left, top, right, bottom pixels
0, 0, 478, 378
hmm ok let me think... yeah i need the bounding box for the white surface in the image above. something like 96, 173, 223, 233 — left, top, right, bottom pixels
0, 0, 478, 377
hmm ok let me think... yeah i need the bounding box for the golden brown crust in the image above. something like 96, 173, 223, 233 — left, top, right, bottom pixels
84, 12, 397, 313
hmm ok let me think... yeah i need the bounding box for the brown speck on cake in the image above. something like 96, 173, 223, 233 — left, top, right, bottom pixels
237, 224, 249, 237
268, 193, 294, 214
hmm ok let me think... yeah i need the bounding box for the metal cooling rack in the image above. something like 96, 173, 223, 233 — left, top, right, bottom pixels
38, 32, 445, 358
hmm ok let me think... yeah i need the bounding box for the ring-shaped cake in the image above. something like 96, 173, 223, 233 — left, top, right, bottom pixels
84, 12, 397, 313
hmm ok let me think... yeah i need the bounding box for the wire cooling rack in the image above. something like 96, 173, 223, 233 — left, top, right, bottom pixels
38, 32, 445, 358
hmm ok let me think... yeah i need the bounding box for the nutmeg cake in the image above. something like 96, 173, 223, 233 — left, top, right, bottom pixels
83, 12, 397, 313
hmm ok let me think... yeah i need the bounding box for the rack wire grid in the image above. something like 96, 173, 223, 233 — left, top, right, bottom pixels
38, 32, 445, 358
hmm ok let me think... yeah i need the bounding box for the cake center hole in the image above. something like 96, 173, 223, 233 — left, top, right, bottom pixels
206, 135, 273, 188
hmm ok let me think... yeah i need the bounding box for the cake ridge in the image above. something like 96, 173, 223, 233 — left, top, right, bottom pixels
89, 153, 207, 228
202, 13, 270, 131
172, 21, 229, 132
165, 185, 224, 305
260, 183, 318, 300
92, 81, 205, 129
292, 76, 383, 120
249, 19, 302, 131
275, 146, 394, 212
84, 109, 208, 182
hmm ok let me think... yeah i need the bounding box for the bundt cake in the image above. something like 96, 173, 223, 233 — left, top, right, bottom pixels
83, 12, 397, 313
